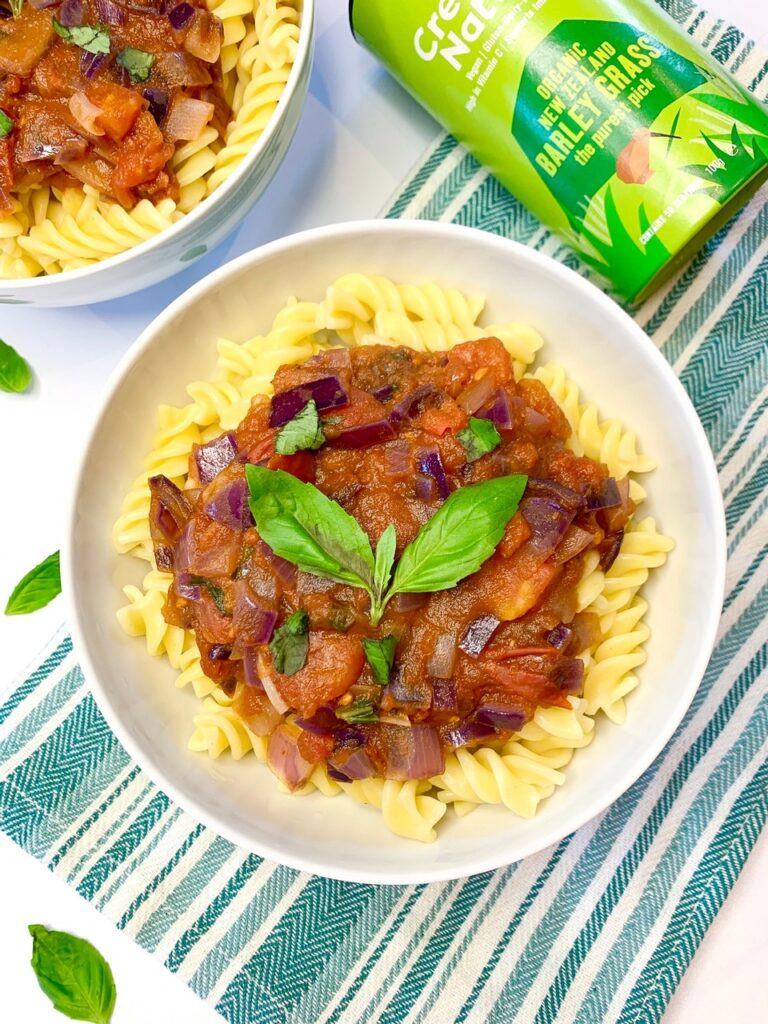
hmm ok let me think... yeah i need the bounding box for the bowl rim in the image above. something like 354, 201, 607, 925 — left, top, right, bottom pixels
63, 219, 727, 884
3, 0, 315, 294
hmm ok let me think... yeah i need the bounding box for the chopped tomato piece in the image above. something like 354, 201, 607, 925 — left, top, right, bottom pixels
272, 632, 365, 717
421, 400, 467, 436
87, 82, 145, 142
0, 9, 54, 78
268, 451, 316, 482
297, 731, 335, 764
518, 378, 571, 440
447, 337, 513, 385
112, 111, 174, 189
479, 549, 561, 621
499, 512, 532, 558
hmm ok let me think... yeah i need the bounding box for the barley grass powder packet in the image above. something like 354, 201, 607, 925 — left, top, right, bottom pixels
350, 0, 768, 301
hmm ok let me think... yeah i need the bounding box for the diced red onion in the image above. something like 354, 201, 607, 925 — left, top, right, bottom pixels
58, 0, 84, 25
335, 724, 366, 746
477, 388, 516, 430
242, 647, 264, 689
586, 477, 621, 511
442, 720, 494, 749
149, 475, 192, 569
207, 644, 231, 661
551, 525, 594, 564
257, 652, 290, 714
418, 449, 450, 499
384, 671, 431, 710
204, 477, 252, 532
379, 724, 445, 780
94, 0, 127, 24
80, 51, 109, 79
233, 581, 277, 645
599, 530, 624, 571
383, 443, 411, 480
27, 0, 60, 8
392, 591, 429, 613
546, 624, 573, 651
327, 747, 375, 782
330, 418, 397, 449
183, 8, 223, 63
168, 0, 194, 27
152, 51, 212, 88
69, 92, 104, 135
551, 657, 584, 693
194, 433, 237, 485
267, 726, 313, 791
456, 373, 496, 415
414, 473, 437, 503
143, 87, 169, 123
176, 573, 203, 601
524, 407, 550, 435
525, 477, 585, 513
371, 384, 395, 402
427, 632, 458, 679
269, 376, 349, 427
174, 518, 241, 576
459, 613, 501, 656
390, 384, 438, 423
295, 707, 339, 737
521, 496, 576, 558
164, 95, 214, 141
240, 688, 283, 737
431, 680, 458, 713
474, 702, 527, 732
258, 541, 297, 585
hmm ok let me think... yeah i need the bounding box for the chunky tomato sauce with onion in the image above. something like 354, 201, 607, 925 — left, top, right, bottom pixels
150, 339, 634, 788
0, 0, 228, 210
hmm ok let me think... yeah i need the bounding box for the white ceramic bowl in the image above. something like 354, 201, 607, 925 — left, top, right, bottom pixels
0, 0, 314, 308
64, 220, 726, 884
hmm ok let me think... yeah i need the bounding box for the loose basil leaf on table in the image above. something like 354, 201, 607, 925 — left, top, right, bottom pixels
0, 338, 32, 393
275, 399, 326, 455
28, 924, 116, 1024
269, 608, 310, 675
362, 634, 397, 685
5, 550, 61, 615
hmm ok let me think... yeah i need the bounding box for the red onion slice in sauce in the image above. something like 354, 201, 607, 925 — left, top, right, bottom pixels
417, 449, 450, 499
267, 726, 313, 790
269, 376, 349, 427
520, 496, 576, 559
194, 433, 238, 485
459, 614, 501, 656
204, 476, 252, 532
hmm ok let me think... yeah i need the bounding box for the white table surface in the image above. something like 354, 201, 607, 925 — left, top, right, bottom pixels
1, 1, 766, 1020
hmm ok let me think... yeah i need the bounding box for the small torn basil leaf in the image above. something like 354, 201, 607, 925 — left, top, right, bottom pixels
269, 609, 309, 675
457, 416, 502, 463
0, 337, 32, 393
361, 635, 397, 686
0, 110, 13, 139
336, 698, 378, 723
116, 47, 156, 83
53, 20, 111, 55
275, 399, 325, 455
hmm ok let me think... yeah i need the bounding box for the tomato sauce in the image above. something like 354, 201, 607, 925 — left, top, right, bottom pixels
152, 339, 633, 785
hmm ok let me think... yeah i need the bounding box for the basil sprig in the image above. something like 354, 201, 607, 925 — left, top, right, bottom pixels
275, 399, 325, 455
362, 634, 397, 685
28, 924, 116, 1023
5, 551, 61, 615
247, 466, 527, 625
0, 337, 32, 392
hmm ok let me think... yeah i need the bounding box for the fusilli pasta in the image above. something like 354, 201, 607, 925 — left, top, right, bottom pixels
114, 273, 673, 841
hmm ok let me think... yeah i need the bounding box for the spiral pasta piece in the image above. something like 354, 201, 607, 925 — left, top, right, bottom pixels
342, 778, 447, 843
188, 699, 268, 760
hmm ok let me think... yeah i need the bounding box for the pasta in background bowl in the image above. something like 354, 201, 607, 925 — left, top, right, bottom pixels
64, 220, 725, 883
0, 0, 313, 306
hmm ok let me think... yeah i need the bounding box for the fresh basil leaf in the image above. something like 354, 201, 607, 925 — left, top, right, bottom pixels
5, 551, 61, 615
275, 399, 325, 455
28, 924, 116, 1024
0, 110, 13, 139
53, 20, 111, 55
336, 698, 378, 723
457, 416, 502, 463
116, 47, 155, 83
361, 634, 397, 685
269, 609, 309, 675
188, 576, 228, 616
246, 466, 375, 591
0, 337, 31, 392
390, 475, 527, 596
373, 524, 396, 599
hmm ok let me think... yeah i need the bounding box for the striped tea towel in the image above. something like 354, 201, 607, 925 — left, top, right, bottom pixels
1, 2, 767, 1022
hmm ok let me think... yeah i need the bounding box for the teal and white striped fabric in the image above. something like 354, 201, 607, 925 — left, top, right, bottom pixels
2, 2, 767, 1021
